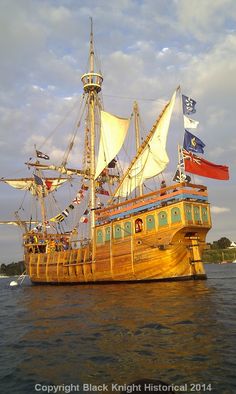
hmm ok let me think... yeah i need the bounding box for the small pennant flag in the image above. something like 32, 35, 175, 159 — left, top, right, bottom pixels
62, 209, 69, 217
96, 187, 109, 196
80, 216, 89, 223
72, 197, 81, 205
34, 174, 44, 186
81, 183, 89, 191
77, 191, 84, 198
45, 179, 53, 190
184, 115, 199, 129
36, 150, 50, 160
173, 168, 191, 183
182, 95, 197, 115
80, 208, 89, 223
50, 213, 65, 222
72, 190, 84, 204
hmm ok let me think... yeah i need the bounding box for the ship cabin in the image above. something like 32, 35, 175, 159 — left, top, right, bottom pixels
95, 182, 211, 248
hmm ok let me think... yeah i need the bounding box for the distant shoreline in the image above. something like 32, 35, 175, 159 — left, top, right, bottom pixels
203, 247, 236, 263
0, 261, 25, 277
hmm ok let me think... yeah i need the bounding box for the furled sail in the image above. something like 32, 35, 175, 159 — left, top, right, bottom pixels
0, 221, 38, 226
113, 90, 177, 198
95, 110, 130, 179
2, 178, 68, 196
26, 162, 89, 177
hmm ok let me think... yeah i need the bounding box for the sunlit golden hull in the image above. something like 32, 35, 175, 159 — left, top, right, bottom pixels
24, 186, 211, 285
25, 228, 209, 284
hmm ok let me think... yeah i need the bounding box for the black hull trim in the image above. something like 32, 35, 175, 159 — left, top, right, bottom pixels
30, 274, 207, 286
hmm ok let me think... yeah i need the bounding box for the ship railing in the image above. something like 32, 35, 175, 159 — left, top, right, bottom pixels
96, 182, 208, 222
23, 232, 91, 254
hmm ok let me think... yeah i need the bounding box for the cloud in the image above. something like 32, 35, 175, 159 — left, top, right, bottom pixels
211, 206, 230, 214
176, 0, 236, 42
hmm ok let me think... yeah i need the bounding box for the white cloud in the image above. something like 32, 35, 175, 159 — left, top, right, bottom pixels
176, 0, 236, 41
211, 206, 230, 214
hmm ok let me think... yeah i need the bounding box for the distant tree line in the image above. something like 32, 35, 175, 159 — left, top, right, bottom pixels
0, 261, 25, 276
203, 237, 236, 263
209, 237, 232, 249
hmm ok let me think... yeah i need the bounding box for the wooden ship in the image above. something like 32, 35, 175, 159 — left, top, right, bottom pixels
2, 20, 227, 285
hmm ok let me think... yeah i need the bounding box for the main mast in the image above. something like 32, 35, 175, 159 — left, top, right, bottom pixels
81, 19, 103, 260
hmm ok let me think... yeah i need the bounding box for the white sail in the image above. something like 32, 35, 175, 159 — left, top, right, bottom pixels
95, 110, 130, 179
2, 178, 68, 196
114, 90, 177, 198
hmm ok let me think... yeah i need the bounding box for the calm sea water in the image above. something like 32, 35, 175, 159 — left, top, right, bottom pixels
0, 264, 236, 394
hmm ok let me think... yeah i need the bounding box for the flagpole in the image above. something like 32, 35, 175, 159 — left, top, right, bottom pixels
177, 144, 182, 181
176, 86, 184, 182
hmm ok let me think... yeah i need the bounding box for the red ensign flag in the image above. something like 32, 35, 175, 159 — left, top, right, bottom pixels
183, 150, 229, 180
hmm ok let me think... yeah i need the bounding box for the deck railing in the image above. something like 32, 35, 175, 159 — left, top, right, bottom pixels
96, 183, 208, 222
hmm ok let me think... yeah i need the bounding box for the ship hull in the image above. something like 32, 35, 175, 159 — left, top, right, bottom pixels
25, 231, 208, 284
24, 184, 211, 285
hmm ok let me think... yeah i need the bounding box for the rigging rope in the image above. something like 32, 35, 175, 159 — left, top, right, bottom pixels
38, 95, 85, 150
103, 94, 159, 102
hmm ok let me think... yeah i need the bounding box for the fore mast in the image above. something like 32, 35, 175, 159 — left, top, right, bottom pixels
81, 19, 103, 261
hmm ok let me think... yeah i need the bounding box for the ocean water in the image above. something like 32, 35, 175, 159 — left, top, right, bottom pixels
0, 264, 236, 394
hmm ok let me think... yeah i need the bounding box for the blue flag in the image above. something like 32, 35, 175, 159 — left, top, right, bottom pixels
34, 174, 44, 186
183, 130, 205, 154
182, 95, 197, 115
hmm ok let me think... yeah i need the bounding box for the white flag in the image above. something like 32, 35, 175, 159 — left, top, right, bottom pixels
184, 115, 199, 129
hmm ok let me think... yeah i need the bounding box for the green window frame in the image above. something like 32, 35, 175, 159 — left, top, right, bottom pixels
185, 204, 192, 221
114, 224, 122, 239
201, 206, 209, 223
158, 211, 168, 227
146, 214, 155, 230
105, 227, 111, 241
124, 221, 132, 237
171, 207, 181, 223
96, 229, 103, 244
193, 206, 201, 222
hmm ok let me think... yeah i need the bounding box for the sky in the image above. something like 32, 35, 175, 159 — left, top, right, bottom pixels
0, 0, 235, 263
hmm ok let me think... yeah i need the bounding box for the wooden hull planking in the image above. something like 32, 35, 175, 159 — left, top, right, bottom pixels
25, 239, 207, 284
24, 187, 211, 284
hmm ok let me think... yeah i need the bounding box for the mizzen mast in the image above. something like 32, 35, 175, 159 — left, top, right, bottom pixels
81, 18, 103, 259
